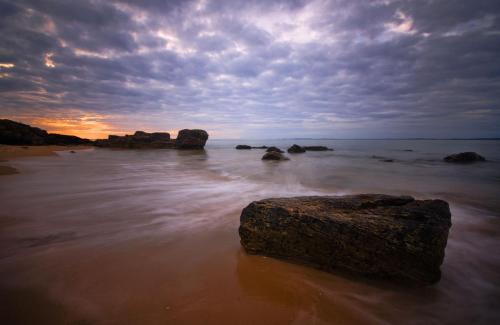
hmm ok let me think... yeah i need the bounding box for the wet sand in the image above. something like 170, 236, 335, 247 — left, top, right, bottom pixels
0, 145, 92, 160
0, 145, 91, 177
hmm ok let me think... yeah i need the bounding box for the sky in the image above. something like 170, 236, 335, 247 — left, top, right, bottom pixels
0, 0, 499, 139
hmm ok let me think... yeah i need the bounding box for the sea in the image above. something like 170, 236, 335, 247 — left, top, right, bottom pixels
0, 139, 499, 324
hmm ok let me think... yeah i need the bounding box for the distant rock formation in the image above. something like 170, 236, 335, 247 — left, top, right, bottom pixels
175, 129, 209, 149
266, 146, 284, 153
236, 145, 252, 150
444, 152, 485, 163
0, 119, 91, 145
239, 194, 452, 285
261, 151, 289, 161
94, 131, 174, 149
303, 146, 333, 151
287, 144, 306, 153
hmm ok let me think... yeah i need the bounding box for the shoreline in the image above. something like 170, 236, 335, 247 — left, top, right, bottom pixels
0, 145, 92, 176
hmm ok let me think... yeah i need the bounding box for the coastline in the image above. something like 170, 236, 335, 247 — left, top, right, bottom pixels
0, 145, 92, 176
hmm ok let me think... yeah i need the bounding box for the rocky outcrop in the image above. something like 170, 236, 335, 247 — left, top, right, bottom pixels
236, 145, 252, 150
303, 146, 333, 151
94, 131, 174, 149
287, 144, 306, 153
266, 146, 284, 153
239, 194, 452, 285
262, 151, 289, 161
175, 129, 209, 149
444, 152, 485, 163
0, 119, 91, 145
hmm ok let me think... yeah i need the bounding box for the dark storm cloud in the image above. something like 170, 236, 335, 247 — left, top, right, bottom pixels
0, 0, 500, 138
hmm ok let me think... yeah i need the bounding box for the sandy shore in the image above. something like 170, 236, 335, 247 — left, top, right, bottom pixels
0, 145, 92, 175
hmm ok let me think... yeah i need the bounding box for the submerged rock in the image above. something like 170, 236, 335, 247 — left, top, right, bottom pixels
262, 151, 289, 161
236, 145, 252, 150
239, 194, 452, 285
444, 152, 485, 163
266, 146, 284, 153
252, 146, 268, 149
303, 146, 333, 151
175, 129, 209, 149
287, 144, 306, 153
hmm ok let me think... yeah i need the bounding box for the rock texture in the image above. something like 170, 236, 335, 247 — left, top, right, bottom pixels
94, 131, 174, 149
287, 144, 306, 153
239, 194, 452, 285
0, 119, 91, 145
236, 145, 252, 150
303, 146, 333, 151
175, 129, 209, 149
444, 152, 485, 163
262, 152, 289, 161
266, 146, 284, 153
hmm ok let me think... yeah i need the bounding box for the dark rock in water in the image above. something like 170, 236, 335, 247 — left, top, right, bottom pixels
176, 129, 209, 149
95, 131, 174, 149
266, 146, 284, 153
239, 194, 451, 285
287, 144, 306, 153
303, 146, 333, 151
70, 151, 76, 154
0, 119, 91, 145
402, 149, 413, 152
262, 151, 289, 161
251, 146, 268, 149
444, 152, 485, 163
381, 159, 394, 162
236, 145, 252, 150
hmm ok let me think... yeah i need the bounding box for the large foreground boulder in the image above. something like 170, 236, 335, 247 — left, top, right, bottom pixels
444, 152, 485, 163
239, 194, 451, 285
266, 146, 284, 153
0, 119, 91, 145
176, 129, 209, 149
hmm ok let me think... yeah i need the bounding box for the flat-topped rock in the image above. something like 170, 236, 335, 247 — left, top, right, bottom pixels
444, 152, 485, 163
95, 131, 174, 149
236, 145, 252, 150
239, 194, 452, 285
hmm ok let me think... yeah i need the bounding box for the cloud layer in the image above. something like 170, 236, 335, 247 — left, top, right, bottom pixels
1, 0, 499, 138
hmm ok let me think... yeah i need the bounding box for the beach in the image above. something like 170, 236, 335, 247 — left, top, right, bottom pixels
0, 140, 499, 324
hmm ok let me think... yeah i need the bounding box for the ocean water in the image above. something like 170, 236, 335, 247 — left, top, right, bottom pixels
0, 140, 499, 324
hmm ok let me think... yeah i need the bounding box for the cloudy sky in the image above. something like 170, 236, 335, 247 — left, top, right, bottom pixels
0, 0, 499, 139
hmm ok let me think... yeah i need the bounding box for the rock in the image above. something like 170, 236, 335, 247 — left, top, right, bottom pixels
0, 119, 48, 145
236, 145, 252, 150
70, 151, 76, 154
287, 144, 306, 153
261, 152, 289, 161
0, 119, 91, 145
94, 131, 174, 149
266, 146, 284, 153
303, 146, 333, 151
239, 194, 451, 285
251, 146, 268, 149
381, 159, 394, 162
444, 152, 485, 163
175, 129, 209, 149
45, 133, 92, 145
